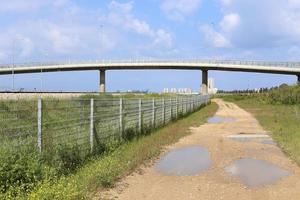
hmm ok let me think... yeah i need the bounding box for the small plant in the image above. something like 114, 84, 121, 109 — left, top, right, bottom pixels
52, 144, 85, 175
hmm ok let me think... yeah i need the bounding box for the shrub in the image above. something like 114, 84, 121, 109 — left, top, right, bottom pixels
0, 144, 48, 197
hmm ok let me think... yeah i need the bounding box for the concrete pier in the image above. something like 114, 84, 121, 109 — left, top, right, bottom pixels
201, 70, 208, 95
297, 74, 300, 84
100, 69, 106, 93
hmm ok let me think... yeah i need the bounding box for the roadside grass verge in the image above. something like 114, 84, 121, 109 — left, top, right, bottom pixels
25, 102, 217, 200
220, 95, 300, 165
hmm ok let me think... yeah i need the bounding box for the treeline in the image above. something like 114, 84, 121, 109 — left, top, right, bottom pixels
218, 86, 288, 94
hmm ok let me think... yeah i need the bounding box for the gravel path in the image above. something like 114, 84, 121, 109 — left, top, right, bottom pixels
97, 99, 300, 200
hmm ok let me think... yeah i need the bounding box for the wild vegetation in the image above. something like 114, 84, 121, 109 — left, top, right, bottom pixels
220, 84, 300, 105
220, 84, 300, 166
0, 94, 214, 199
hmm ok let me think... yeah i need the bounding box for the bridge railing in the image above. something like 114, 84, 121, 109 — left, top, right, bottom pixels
0, 59, 300, 69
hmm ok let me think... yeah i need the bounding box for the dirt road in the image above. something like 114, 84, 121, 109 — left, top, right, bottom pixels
98, 99, 300, 200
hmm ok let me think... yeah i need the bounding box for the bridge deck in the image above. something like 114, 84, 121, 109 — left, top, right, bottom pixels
0, 60, 300, 75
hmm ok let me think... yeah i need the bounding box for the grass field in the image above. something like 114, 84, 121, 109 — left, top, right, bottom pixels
0, 94, 215, 200
220, 94, 300, 166
25, 102, 218, 200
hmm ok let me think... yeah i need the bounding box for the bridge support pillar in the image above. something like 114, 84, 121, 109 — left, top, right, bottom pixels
201, 69, 208, 95
297, 74, 300, 85
99, 69, 106, 93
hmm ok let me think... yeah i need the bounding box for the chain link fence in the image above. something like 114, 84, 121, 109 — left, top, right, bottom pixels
0, 95, 210, 159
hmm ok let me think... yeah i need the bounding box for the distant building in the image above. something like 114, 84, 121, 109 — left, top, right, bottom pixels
208, 78, 218, 94
163, 88, 194, 94
163, 80, 218, 95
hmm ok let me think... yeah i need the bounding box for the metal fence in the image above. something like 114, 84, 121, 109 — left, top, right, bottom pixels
0, 95, 210, 157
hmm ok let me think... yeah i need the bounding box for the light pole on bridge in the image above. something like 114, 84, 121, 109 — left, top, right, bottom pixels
11, 37, 25, 92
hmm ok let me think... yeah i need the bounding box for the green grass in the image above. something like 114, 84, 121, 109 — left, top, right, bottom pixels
220, 95, 300, 166
0, 94, 206, 198
23, 102, 218, 200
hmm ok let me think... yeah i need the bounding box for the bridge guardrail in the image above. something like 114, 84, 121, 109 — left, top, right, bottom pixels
1, 59, 300, 69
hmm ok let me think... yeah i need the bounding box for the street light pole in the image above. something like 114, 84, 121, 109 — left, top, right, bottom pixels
12, 40, 15, 92
11, 37, 25, 92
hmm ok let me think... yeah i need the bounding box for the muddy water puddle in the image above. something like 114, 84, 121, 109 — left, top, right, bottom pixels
225, 158, 291, 187
227, 134, 276, 145
156, 146, 212, 176
208, 116, 236, 124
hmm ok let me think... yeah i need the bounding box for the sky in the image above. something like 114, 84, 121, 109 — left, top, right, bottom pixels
0, 0, 300, 92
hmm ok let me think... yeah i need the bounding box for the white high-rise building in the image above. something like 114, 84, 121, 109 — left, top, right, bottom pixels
163, 88, 194, 94
208, 78, 218, 94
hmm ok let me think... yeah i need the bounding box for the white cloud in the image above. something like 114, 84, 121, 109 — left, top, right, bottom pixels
0, 1, 174, 62
0, 0, 69, 12
220, 0, 234, 6
19, 37, 34, 57
108, 1, 133, 13
108, 1, 173, 47
200, 25, 231, 48
0, 51, 7, 62
154, 29, 173, 48
161, 0, 202, 21
216, 0, 300, 51
288, 0, 300, 9
46, 27, 79, 54
108, 1, 154, 36
220, 13, 240, 32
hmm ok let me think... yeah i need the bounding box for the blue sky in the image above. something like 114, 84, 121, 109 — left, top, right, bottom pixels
0, 0, 299, 92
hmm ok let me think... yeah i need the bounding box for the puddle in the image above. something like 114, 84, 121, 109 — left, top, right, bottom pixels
225, 158, 291, 187
227, 134, 276, 146
207, 116, 236, 124
156, 146, 212, 176
260, 140, 277, 145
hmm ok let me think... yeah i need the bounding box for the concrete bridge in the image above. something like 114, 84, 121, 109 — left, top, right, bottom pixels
0, 60, 300, 94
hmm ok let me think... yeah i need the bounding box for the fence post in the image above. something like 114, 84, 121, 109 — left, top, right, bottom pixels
170, 97, 173, 121
192, 96, 194, 111
162, 98, 165, 124
190, 97, 192, 112
152, 98, 155, 128
185, 97, 187, 114
90, 98, 94, 153
176, 97, 178, 119
119, 98, 123, 139
37, 98, 42, 153
180, 97, 182, 115
138, 99, 142, 133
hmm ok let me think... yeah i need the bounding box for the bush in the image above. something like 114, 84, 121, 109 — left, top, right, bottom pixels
0, 145, 48, 197
50, 144, 86, 175
267, 84, 300, 105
